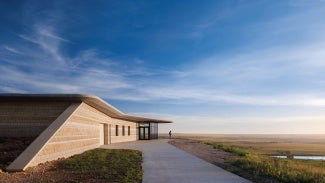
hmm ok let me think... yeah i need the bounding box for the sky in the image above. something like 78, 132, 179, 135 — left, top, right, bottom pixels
1, 0, 325, 134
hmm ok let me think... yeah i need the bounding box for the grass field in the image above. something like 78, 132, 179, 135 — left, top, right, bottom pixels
172, 134, 325, 183
173, 134, 325, 155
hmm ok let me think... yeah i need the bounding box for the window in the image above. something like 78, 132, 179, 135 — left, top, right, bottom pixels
115, 125, 119, 136
150, 122, 158, 139
122, 126, 125, 136
128, 126, 130, 136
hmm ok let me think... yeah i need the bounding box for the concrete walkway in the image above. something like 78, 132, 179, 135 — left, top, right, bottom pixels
101, 139, 250, 183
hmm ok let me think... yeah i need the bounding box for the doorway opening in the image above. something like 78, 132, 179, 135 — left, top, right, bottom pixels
138, 122, 158, 140
139, 127, 149, 140
100, 123, 110, 145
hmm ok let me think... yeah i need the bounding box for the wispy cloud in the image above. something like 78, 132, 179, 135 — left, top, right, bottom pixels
118, 38, 325, 106
1, 22, 137, 99
130, 112, 325, 134
0, 86, 26, 93
37, 25, 70, 43
18, 25, 68, 64
2, 2, 325, 108
3, 45, 22, 55
18, 34, 39, 44
3, 23, 325, 107
136, 85, 325, 106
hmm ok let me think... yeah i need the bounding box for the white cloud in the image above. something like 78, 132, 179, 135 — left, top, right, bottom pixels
137, 85, 325, 106
18, 34, 39, 44
18, 25, 68, 64
3, 45, 22, 55
3, 12, 325, 109
4, 31, 325, 107
150, 113, 325, 134
155, 39, 325, 106
0, 86, 27, 93
37, 25, 70, 43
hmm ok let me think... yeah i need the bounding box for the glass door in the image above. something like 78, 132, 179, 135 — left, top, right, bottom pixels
139, 127, 150, 140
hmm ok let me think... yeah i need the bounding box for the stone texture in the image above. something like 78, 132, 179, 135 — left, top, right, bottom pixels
0, 101, 70, 137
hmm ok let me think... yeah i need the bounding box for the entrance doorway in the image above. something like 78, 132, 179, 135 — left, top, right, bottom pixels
139, 127, 149, 140
138, 122, 159, 140
100, 124, 105, 145
100, 123, 110, 145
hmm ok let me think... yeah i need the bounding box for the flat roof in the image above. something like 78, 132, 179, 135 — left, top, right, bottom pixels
0, 94, 172, 123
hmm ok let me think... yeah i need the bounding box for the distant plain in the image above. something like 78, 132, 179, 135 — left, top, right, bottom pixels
168, 134, 325, 155
167, 133, 325, 182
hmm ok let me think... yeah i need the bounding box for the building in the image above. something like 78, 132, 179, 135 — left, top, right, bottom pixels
0, 94, 172, 171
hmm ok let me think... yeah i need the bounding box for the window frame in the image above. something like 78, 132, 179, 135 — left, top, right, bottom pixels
122, 125, 125, 136
115, 125, 119, 136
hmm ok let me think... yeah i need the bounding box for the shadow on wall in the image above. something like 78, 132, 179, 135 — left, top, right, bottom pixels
0, 137, 36, 171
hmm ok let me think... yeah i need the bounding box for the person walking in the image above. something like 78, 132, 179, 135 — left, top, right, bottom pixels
169, 130, 172, 139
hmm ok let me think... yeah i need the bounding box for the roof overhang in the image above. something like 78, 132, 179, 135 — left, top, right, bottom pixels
0, 94, 172, 123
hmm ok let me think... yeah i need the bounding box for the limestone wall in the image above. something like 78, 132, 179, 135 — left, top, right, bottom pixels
27, 102, 137, 168
0, 101, 70, 137
111, 118, 138, 143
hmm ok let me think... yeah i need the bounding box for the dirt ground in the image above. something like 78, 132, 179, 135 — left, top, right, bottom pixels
169, 138, 233, 167
0, 160, 109, 183
1, 160, 69, 183
0, 137, 36, 171
0, 137, 84, 182
169, 138, 279, 183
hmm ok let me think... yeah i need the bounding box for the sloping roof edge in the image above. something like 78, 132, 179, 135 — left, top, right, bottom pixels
0, 94, 172, 123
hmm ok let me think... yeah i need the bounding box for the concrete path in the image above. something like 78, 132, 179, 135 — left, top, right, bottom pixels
101, 139, 251, 183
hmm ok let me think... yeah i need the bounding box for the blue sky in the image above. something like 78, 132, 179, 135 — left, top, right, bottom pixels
1, 0, 325, 133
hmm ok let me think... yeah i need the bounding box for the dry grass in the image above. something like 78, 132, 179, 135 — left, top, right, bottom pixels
172, 134, 325, 155
171, 134, 325, 183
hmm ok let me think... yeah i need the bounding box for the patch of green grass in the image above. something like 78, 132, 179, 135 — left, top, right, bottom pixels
57, 149, 142, 183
